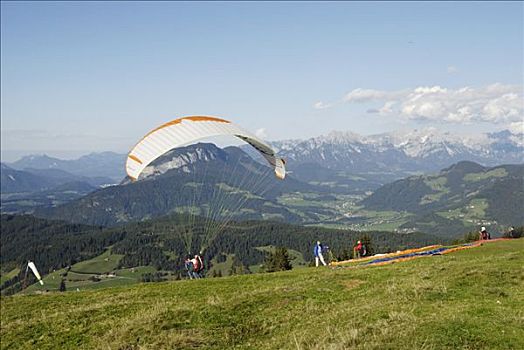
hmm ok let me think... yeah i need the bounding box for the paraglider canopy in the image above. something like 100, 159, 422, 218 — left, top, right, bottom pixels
126, 115, 286, 181
125, 115, 287, 257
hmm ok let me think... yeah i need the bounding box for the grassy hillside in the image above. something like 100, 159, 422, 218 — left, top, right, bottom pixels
361, 162, 524, 236
70, 249, 124, 274
1, 239, 523, 349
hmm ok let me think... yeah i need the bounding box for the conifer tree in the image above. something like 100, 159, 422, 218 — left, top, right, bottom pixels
59, 279, 66, 292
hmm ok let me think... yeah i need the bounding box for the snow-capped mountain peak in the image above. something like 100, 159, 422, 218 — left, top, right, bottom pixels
270, 128, 523, 173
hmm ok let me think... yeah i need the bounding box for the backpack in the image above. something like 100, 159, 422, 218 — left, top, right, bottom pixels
185, 261, 194, 272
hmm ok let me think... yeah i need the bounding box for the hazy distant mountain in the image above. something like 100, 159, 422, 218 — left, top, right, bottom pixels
21, 168, 113, 187
360, 161, 524, 236
1, 162, 113, 193
271, 128, 524, 177
36, 144, 323, 226
1, 180, 97, 214
9, 152, 125, 181
1, 163, 54, 193
1, 163, 113, 212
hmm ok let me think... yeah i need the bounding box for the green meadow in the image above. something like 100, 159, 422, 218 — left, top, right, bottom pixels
1, 239, 523, 349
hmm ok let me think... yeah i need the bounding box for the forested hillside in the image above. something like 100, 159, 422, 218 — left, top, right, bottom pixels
0, 214, 441, 295
360, 162, 524, 236
34, 144, 329, 226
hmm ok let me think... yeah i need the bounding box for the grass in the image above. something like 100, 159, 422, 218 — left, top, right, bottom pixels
277, 193, 411, 231
316, 209, 412, 232
70, 250, 124, 274
23, 268, 67, 293
207, 254, 235, 276
255, 246, 308, 268
115, 266, 157, 279
463, 168, 508, 182
421, 176, 450, 204
204, 248, 306, 276
0, 268, 20, 286
65, 276, 137, 291
23, 265, 158, 294
1, 239, 523, 349
261, 213, 285, 220
438, 198, 489, 225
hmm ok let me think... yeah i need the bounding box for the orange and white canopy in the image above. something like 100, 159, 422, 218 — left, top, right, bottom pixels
126, 116, 286, 181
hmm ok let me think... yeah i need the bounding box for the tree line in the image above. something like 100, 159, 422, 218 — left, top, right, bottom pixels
1, 213, 445, 294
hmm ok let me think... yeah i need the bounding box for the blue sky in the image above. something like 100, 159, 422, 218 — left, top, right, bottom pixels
1, 1, 523, 160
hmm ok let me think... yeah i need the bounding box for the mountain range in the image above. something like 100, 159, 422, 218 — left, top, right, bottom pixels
3, 128, 522, 236
0, 163, 115, 213
8, 152, 125, 181
7, 128, 523, 190
30, 144, 523, 238
35, 143, 325, 226
268, 128, 523, 189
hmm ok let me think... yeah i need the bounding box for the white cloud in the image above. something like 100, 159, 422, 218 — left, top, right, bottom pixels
344, 88, 406, 103
447, 65, 459, 74
379, 101, 397, 115
313, 101, 332, 110
344, 88, 390, 103
345, 83, 523, 127
508, 121, 524, 134
255, 128, 268, 139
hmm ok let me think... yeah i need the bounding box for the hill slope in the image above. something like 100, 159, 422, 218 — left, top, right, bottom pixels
34, 144, 326, 226
1, 163, 54, 193
1, 163, 114, 213
360, 162, 524, 236
1, 239, 522, 349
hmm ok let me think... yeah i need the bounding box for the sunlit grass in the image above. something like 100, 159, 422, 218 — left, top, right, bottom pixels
463, 168, 508, 182
70, 249, 124, 274
2, 239, 523, 349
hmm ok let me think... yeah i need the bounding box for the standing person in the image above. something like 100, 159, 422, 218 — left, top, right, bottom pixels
479, 227, 491, 240
184, 257, 194, 279
479, 227, 485, 240
313, 241, 327, 267
353, 240, 363, 259
194, 254, 204, 278
191, 255, 202, 279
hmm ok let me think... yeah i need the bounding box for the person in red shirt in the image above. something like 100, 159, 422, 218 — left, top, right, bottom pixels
353, 240, 363, 259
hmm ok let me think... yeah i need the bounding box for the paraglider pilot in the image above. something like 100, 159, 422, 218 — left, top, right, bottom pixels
314, 241, 327, 267
353, 240, 366, 259
479, 227, 491, 240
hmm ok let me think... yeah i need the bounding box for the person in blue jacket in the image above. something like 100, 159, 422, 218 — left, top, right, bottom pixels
314, 241, 327, 267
